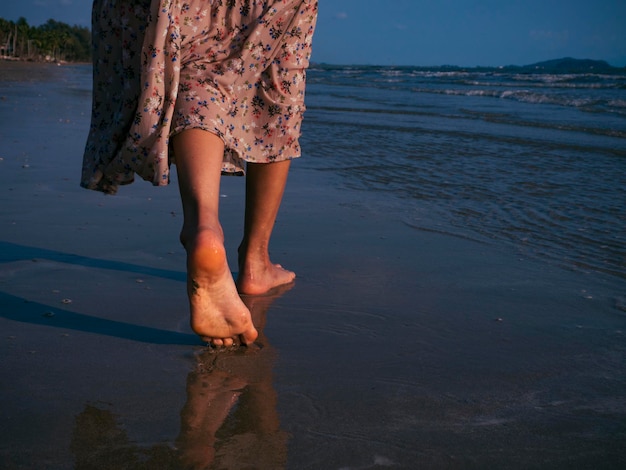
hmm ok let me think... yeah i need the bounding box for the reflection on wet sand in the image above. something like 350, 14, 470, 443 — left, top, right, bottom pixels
177, 287, 290, 469
71, 285, 292, 469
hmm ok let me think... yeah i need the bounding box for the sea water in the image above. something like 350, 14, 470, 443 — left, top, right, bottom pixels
301, 64, 626, 283
39, 62, 626, 284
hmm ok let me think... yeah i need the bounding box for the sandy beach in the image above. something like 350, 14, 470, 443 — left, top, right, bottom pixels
1, 61, 625, 469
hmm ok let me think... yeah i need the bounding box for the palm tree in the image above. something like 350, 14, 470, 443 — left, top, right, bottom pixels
0, 16, 91, 62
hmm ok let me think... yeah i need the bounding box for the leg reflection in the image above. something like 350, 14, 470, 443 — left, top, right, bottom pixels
176, 283, 293, 469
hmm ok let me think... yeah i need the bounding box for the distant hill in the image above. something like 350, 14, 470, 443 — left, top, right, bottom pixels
515, 57, 619, 73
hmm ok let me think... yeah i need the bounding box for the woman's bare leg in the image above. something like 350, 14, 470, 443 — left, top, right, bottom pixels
173, 129, 258, 347
236, 160, 296, 295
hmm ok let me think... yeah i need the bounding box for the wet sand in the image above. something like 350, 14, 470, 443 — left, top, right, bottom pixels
1, 61, 625, 469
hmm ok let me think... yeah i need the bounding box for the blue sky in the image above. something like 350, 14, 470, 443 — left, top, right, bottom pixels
1, 0, 625, 67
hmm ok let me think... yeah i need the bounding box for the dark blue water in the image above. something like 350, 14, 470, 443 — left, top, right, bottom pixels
20, 62, 625, 282
301, 64, 626, 281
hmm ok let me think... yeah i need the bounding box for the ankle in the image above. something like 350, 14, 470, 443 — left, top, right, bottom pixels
237, 241, 270, 271
181, 224, 224, 249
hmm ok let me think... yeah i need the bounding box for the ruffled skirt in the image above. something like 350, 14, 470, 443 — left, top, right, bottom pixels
81, 0, 317, 194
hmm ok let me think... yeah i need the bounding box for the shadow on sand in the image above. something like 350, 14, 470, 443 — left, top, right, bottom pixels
0, 240, 196, 345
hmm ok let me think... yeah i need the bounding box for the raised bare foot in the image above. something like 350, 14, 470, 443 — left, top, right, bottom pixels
236, 249, 296, 295
185, 229, 258, 347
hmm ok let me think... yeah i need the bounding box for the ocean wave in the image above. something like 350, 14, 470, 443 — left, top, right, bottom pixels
609, 99, 626, 108
409, 86, 625, 115
309, 66, 626, 91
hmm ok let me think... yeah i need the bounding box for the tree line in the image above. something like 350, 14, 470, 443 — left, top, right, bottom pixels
0, 17, 91, 62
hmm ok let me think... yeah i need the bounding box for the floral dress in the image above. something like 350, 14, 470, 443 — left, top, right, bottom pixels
81, 0, 318, 194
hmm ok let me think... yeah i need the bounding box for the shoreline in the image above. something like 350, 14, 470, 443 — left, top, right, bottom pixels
1, 61, 625, 469
0, 58, 69, 82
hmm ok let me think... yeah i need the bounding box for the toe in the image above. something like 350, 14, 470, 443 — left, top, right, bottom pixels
240, 326, 259, 346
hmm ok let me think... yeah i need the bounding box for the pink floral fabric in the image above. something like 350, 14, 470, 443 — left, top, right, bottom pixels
82, 0, 318, 194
